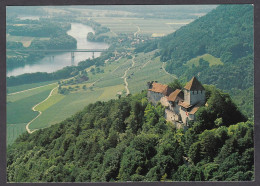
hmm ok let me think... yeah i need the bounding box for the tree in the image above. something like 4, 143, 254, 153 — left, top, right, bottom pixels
168, 79, 182, 91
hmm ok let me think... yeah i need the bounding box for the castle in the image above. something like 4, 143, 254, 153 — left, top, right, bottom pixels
147, 77, 205, 128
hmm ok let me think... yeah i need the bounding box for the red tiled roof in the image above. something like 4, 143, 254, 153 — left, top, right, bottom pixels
168, 89, 184, 102
148, 82, 173, 96
189, 102, 204, 115
184, 77, 205, 91
178, 101, 192, 108
189, 107, 200, 115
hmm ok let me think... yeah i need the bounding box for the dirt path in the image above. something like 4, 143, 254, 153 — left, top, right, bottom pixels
134, 25, 141, 37
121, 56, 135, 95
8, 83, 57, 96
26, 86, 58, 134
162, 62, 177, 79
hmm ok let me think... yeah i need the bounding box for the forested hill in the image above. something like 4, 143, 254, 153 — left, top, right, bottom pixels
135, 4, 254, 118
137, 5, 253, 89
7, 86, 253, 182
160, 4, 253, 88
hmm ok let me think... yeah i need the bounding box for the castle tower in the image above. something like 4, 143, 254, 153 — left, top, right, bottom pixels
183, 77, 205, 106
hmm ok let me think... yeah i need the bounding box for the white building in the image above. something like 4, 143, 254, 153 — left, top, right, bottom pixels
147, 77, 205, 128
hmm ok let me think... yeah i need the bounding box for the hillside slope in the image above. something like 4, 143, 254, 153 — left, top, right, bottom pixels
7, 86, 253, 182
135, 5, 253, 118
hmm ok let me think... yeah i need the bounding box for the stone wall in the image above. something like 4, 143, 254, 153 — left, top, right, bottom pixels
147, 91, 164, 105
160, 97, 170, 107
179, 108, 189, 124
184, 90, 205, 105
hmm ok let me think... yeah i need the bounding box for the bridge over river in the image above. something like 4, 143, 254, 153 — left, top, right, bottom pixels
7, 48, 111, 65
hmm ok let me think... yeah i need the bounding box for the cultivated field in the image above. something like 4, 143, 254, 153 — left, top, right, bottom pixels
7, 83, 57, 144
7, 80, 58, 94
92, 17, 193, 36
74, 15, 193, 37
28, 51, 176, 130
29, 57, 130, 130
127, 51, 176, 93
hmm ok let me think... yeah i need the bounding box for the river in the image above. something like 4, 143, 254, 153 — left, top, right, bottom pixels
7, 23, 109, 77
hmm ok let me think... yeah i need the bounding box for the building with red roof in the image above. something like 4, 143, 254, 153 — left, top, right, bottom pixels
147, 77, 205, 128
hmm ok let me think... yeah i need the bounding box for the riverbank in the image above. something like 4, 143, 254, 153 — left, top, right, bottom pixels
7, 23, 109, 77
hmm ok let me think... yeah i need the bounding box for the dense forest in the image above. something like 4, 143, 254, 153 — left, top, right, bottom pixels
135, 5, 253, 118
6, 5, 254, 182
7, 83, 253, 182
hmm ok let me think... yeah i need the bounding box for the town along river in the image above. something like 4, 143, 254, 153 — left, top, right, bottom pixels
7, 23, 109, 77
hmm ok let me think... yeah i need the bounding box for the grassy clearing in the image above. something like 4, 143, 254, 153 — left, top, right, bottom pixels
7, 80, 59, 94
7, 123, 27, 146
186, 54, 224, 67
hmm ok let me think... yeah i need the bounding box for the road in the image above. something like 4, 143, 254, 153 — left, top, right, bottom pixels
26, 86, 58, 134
134, 25, 141, 37
121, 56, 135, 95
162, 62, 177, 79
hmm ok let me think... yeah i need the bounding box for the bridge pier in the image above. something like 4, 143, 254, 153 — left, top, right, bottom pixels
71, 52, 75, 66
92, 52, 95, 59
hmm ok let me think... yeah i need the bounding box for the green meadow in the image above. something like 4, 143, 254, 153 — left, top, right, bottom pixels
186, 53, 224, 67
7, 80, 58, 94
29, 58, 130, 130
7, 50, 177, 140
7, 83, 57, 144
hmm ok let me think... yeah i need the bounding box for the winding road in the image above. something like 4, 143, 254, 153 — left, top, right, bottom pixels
121, 56, 135, 95
162, 62, 177, 79
26, 86, 58, 134
134, 25, 141, 37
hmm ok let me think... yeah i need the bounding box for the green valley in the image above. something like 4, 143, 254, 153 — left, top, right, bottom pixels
5, 4, 254, 183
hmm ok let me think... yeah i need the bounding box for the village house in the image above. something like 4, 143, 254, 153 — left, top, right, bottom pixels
147, 77, 205, 128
